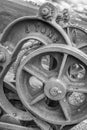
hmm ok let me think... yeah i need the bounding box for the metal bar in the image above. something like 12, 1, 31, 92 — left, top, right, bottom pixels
0, 122, 38, 130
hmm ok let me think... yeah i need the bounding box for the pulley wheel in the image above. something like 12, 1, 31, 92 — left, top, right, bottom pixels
16, 44, 87, 125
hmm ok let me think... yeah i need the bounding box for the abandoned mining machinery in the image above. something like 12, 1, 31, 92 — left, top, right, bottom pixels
0, 2, 87, 130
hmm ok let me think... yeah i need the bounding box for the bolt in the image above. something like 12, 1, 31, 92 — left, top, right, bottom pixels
0, 52, 5, 62
58, 90, 62, 94
42, 7, 50, 16
50, 87, 62, 97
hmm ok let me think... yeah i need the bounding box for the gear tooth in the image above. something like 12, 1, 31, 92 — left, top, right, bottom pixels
13, 49, 27, 78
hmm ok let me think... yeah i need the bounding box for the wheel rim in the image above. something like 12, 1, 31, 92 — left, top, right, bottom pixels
16, 44, 87, 125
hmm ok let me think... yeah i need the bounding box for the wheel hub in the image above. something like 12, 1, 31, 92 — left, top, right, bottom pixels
44, 78, 66, 101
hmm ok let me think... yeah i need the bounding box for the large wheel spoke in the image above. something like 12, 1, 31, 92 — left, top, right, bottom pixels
30, 93, 45, 105
67, 27, 72, 42
4, 80, 16, 93
23, 65, 48, 83
58, 54, 68, 78
59, 98, 71, 121
69, 87, 87, 93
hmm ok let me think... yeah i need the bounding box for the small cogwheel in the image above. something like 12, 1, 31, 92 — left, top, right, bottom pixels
39, 2, 57, 21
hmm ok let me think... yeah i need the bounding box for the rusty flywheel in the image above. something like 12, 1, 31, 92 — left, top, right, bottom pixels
16, 44, 87, 125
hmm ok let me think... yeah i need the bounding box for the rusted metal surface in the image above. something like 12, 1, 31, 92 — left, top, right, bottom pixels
0, 1, 87, 130
64, 24, 87, 49
16, 44, 87, 125
0, 0, 37, 33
